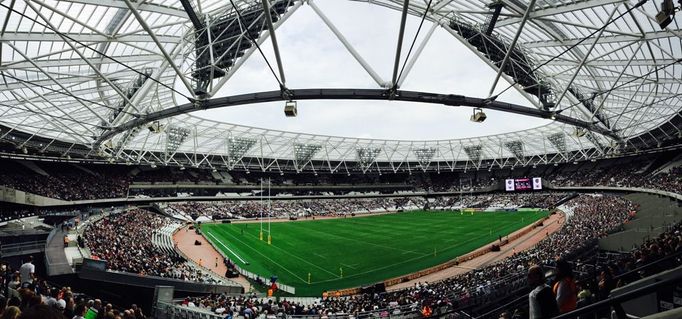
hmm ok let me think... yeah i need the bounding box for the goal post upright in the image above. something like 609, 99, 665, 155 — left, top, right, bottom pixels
260, 178, 264, 241
268, 177, 272, 245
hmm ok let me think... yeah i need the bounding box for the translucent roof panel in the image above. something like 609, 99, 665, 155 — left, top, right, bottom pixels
0, 0, 679, 163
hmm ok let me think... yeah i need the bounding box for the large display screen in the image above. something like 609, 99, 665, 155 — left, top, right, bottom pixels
515, 178, 532, 191
505, 177, 542, 191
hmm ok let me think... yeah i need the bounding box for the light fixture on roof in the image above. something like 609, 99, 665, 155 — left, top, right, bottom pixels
574, 127, 587, 137
656, 0, 680, 29
148, 121, 163, 133
470, 108, 487, 123
284, 101, 297, 117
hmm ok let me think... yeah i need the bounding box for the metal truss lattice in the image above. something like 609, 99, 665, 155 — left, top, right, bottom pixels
0, 0, 680, 168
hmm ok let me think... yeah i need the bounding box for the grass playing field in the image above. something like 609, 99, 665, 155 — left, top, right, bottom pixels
201, 210, 547, 296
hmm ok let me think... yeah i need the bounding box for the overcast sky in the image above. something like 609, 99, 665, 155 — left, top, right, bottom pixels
192, 0, 552, 140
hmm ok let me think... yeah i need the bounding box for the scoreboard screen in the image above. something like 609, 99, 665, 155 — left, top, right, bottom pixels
505, 177, 542, 191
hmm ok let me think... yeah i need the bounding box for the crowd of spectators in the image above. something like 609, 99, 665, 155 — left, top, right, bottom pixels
165, 192, 569, 220
549, 162, 682, 194
132, 168, 217, 184
0, 172, 130, 201
430, 192, 566, 210
179, 194, 636, 317
582, 220, 682, 298
0, 161, 130, 201
1, 155, 680, 201
0, 257, 147, 319
82, 209, 223, 284
165, 193, 568, 222
165, 197, 421, 221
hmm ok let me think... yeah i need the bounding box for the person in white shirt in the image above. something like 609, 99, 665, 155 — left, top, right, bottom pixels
19, 256, 35, 284
527, 265, 559, 319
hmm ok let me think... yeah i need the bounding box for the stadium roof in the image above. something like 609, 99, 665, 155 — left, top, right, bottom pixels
0, 0, 681, 169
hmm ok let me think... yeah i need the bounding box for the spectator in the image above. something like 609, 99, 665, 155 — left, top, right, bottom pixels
17, 304, 64, 319
553, 259, 577, 313
72, 304, 86, 319
19, 257, 34, 285
527, 265, 559, 319
0, 307, 20, 319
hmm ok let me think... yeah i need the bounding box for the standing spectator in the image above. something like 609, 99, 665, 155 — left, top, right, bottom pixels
527, 265, 559, 319
19, 256, 35, 285
131, 304, 146, 318
553, 260, 577, 313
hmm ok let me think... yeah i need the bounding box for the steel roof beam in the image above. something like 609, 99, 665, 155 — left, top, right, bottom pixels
122, 0, 195, 100
56, 0, 189, 18
309, 0, 387, 87
488, 0, 536, 97
523, 30, 675, 48
495, 0, 627, 27
261, 0, 287, 87
0, 32, 180, 43
0, 54, 160, 70
97, 88, 620, 147
391, 0, 410, 89
536, 58, 680, 67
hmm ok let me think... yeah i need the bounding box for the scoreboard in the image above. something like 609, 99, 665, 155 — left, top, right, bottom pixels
505, 177, 542, 191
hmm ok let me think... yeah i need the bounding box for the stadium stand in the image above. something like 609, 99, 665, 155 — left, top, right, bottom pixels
82, 209, 228, 285
1, 154, 680, 201
0, 161, 679, 318
0, 256, 149, 319
162, 193, 565, 221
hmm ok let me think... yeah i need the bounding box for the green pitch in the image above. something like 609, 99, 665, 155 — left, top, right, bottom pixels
201, 210, 547, 296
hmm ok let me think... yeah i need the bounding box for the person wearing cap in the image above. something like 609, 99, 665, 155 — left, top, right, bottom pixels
19, 256, 35, 285
55, 299, 67, 313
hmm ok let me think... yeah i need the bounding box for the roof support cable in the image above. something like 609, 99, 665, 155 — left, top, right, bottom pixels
395, 0, 434, 90
390, 0, 411, 97
227, 0, 285, 92
0, 2, 194, 103
491, 0, 649, 100
556, 57, 682, 115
